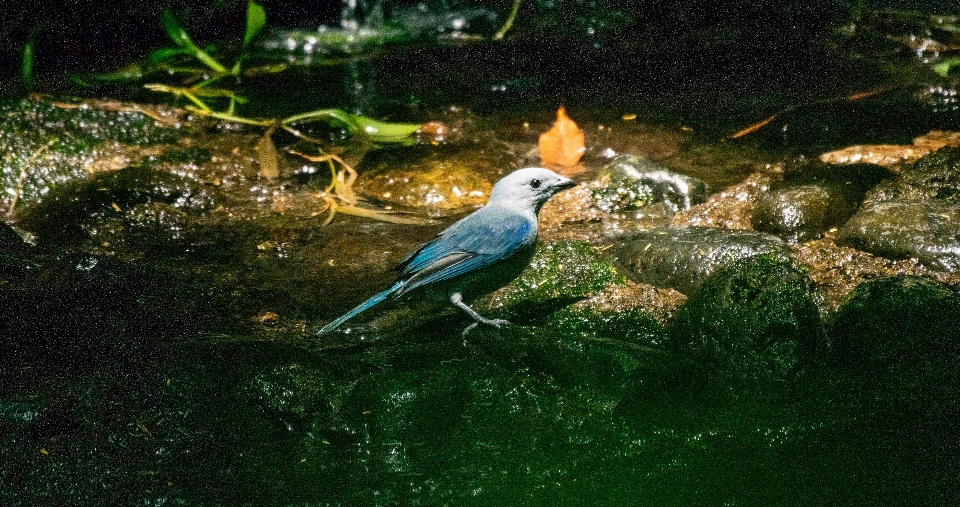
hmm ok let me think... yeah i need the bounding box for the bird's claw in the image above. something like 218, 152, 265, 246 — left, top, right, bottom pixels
461, 318, 512, 341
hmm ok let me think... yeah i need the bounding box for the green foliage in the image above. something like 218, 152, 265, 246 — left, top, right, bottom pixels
933, 56, 960, 77
140, 1, 420, 147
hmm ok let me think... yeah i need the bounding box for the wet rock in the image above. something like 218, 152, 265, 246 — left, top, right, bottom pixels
831, 276, 960, 407
354, 163, 492, 211
538, 184, 607, 233
673, 172, 775, 230
863, 146, 960, 204
591, 154, 708, 214
833, 147, 960, 271
332, 356, 474, 450
17, 164, 220, 251
246, 363, 335, 429
542, 282, 674, 347
482, 239, 626, 318
913, 130, 960, 150
669, 254, 827, 385
355, 144, 515, 212
0, 98, 180, 210
835, 200, 960, 272
751, 185, 835, 243
818, 144, 930, 167
792, 236, 954, 315
479, 324, 660, 394
751, 162, 889, 243
610, 226, 792, 295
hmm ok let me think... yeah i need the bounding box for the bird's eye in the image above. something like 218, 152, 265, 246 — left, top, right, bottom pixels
529, 178, 542, 189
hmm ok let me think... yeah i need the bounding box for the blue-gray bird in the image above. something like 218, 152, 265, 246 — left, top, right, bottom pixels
318, 167, 577, 336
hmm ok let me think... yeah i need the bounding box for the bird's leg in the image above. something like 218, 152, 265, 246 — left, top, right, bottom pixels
451, 292, 511, 338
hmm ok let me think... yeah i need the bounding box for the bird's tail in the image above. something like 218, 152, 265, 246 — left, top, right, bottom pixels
316, 282, 402, 335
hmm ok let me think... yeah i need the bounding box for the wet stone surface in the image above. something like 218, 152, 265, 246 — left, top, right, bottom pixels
355, 143, 515, 212
669, 254, 827, 386
591, 154, 709, 214
610, 226, 793, 296
751, 161, 890, 243
836, 200, 960, 272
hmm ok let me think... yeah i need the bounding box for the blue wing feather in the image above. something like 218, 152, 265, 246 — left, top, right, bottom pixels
399, 211, 533, 275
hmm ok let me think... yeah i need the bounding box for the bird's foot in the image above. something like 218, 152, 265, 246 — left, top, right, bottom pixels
461, 317, 512, 341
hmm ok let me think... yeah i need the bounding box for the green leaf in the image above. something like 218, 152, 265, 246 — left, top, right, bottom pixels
933, 56, 960, 77
243, 1, 267, 50
20, 32, 37, 89
148, 47, 189, 65
283, 109, 421, 145
162, 8, 228, 74
162, 8, 198, 50
350, 114, 422, 144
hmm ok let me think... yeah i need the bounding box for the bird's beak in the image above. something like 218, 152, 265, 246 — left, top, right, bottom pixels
556, 176, 578, 191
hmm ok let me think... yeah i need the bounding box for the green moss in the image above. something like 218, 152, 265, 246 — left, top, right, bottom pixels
546, 304, 663, 345
493, 239, 626, 309
669, 254, 827, 386
0, 98, 180, 209
831, 276, 960, 378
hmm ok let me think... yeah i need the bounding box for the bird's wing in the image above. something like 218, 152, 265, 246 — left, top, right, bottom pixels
394, 211, 534, 296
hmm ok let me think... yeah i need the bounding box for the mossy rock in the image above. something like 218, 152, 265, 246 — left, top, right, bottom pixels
831, 276, 960, 398
0, 98, 180, 209
669, 254, 827, 386
484, 239, 627, 319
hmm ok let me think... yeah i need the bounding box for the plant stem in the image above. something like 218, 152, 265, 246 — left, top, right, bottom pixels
494, 0, 522, 40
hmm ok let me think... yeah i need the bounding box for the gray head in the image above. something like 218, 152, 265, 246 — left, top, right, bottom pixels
487, 167, 578, 213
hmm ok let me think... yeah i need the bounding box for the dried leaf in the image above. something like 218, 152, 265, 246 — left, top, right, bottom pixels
255, 130, 279, 179
539, 105, 585, 167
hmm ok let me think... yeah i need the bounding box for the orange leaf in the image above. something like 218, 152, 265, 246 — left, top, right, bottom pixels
539, 105, 585, 167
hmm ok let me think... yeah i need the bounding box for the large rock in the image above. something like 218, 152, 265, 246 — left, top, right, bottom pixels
610, 226, 792, 295
835, 200, 960, 272
668, 254, 827, 385
831, 276, 960, 381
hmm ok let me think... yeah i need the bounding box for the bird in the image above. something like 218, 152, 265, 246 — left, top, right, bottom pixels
317, 167, 578, 337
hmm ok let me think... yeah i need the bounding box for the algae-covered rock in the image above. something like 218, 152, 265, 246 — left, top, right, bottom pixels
669, 255, 827, 385
17, 164, 220, 251
475, 324, 657, 394
483, 239, 626, 317
592, 154, 708, 214
245, 362, 336, 428
610, 226, 792, 295
0, 98, 180, 209
331, 356, 473, 448
831, 276, 960, 387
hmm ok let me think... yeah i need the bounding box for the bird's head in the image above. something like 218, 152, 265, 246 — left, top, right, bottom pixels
487, 168, 578, 213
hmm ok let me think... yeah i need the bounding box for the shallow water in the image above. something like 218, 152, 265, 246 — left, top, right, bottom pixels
2, 12, 960, 506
